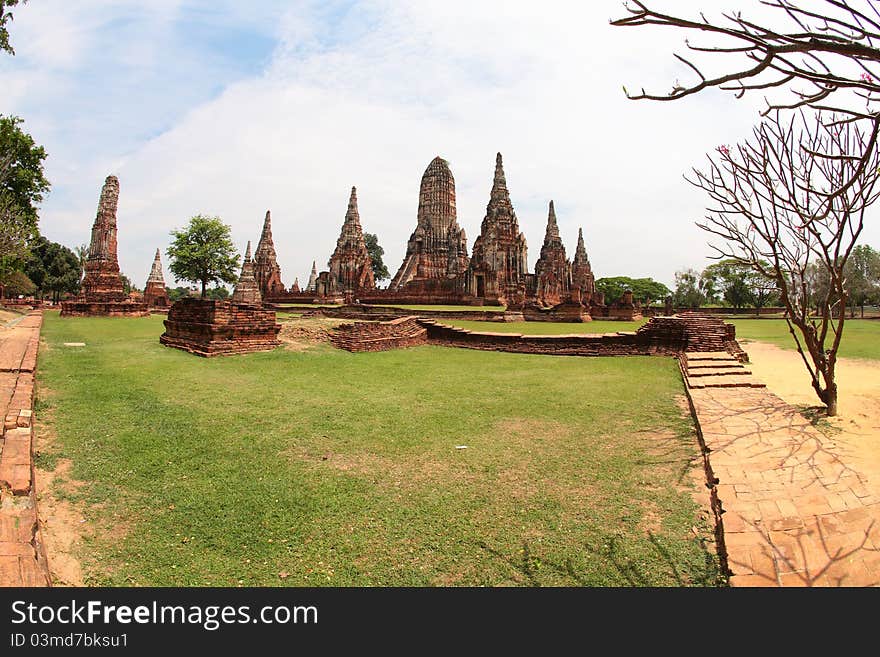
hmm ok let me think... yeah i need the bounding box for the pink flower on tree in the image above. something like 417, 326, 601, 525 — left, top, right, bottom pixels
860, 72, 874, 84
718, 144, 731, 156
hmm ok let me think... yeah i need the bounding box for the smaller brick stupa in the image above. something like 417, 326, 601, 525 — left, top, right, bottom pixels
61, 175, 149, 317
159, 243, 281, 357
143, 248, 169, 308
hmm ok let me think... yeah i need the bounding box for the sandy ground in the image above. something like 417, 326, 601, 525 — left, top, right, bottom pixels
741, 340, 880, 478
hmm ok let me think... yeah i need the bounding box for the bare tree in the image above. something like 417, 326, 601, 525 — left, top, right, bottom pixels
612, 1, 880, 198
689, 110, 880, 416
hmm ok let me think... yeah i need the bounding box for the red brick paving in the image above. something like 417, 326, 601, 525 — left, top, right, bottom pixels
0, 311, 50, 587
684, 352, 880, 587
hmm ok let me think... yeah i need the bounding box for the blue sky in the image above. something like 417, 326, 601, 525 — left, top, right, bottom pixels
2, 1, 877, 290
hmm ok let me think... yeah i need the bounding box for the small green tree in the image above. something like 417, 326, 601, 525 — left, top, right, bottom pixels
205, 286, 230, 300
2, 269, 34, 297
24, 237, 81, 302
166, 215, 239, 299
672, 268, 705, 308
363, 232, 389, 282
844, 245, 880, 318
595, 276, 670, 305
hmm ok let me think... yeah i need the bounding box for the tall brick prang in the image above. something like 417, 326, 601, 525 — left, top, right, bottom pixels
465, 153, 529, 305
533, 200, 571, 306
327, 187, 375, 295
306, 261, 318, 293
61, 175, 148, 317
390, 156, 469, 290
81, 175, 126, 302
571, 227, 596, 305
254, 210, 285, 299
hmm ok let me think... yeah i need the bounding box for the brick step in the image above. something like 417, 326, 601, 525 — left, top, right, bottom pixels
686, 368, 752, 377
687, 363, 743, 370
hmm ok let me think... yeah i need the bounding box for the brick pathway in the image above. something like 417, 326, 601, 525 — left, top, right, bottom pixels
683, 352, 880, 586
0, 310, 50, 587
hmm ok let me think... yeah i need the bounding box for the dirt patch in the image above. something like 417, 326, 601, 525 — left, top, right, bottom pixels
741, 340, 880, 482
34, 458, 86, 586
278, 317, 349, 352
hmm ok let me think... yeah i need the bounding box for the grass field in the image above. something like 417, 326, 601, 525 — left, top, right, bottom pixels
443, 319, 646, 335
731, 319, 880, 361
35, 313, 721, 587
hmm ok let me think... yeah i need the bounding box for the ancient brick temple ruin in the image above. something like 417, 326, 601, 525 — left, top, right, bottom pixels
463, 153, 530, 306
532, 201, 570, 307
160, 242, 280, 356
143, 248, 169, 308
305, 262, 317, 293
317, 187, 375, 301
61, 175, 149, 317
571, 227, 598, 306
389, 156, 469, 293
238, 151, 637, 318
231, 241, 262, 306
254, 210, 285, 299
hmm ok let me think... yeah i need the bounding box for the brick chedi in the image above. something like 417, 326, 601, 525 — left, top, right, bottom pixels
570, 227, 596, 305
533, 201, 571, 306
160, 241, 280, 357
143, 248, 169, 308
465, 153, 528, 305
305, 261, 318, 292
327, 187, 375, 295
291, 277, 300, 293
61, 175, 148, 317
231, 241, 261, 306
390, 156, 469, 290
254, 210, 285, 299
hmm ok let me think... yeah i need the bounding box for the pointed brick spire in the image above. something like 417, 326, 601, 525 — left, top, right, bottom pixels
573, 227, 589, 265
306, 260, 317, 292
81, 174, 126, 302
291, 277, 300, 293
232, 241, 262, 306
344, 186, 361, 228
146, 248, 165, 284
254, 209, 283, 298
328, 186, 375, 292
571, 226, 596, 300
143, 247, 169, 307
490, 152, 509, 204
544, 200, 560, 242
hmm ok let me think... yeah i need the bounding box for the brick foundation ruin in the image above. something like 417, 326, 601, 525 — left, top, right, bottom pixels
160, 299, 281, 357
160, 247, 280, 356
329, 312, 746, 359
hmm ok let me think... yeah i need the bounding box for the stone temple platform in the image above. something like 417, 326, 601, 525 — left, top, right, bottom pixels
160, 298, 281, 357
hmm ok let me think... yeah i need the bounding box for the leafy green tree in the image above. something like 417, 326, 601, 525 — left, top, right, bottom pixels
363, 232, 389, 282
167, 286, 192, 302
1, 268, 34, 297
205, 286, 230, 300
24, 237, 82, 302
0, 1, 26, 56
672, 269, 705, 309
0, 115, 49, 236
843, 245, 880, 318
166, 215, 239, 298
595, 276, 671, 305
120, 274, 136, 295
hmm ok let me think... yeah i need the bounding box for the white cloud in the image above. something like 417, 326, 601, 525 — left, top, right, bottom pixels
6, 0, 879, 288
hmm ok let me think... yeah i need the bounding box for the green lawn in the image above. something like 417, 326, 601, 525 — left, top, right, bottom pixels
444, 319, 646, 335
36, 313, 721, 587
731, 319, 880, 361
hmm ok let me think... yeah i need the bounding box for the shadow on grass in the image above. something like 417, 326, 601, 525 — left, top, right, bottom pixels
478, 533, 724, 587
